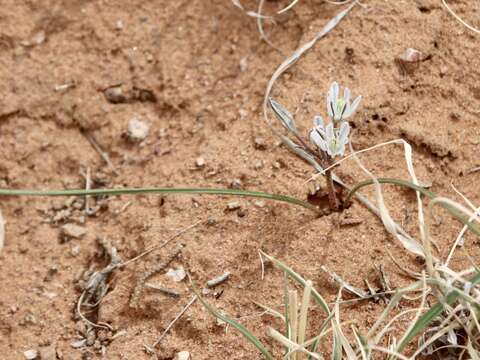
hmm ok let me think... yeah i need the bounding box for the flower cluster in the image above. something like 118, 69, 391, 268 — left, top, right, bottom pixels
309, 82, 361, 158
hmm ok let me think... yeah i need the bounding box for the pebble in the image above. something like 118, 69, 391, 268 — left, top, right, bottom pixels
23, 350, 38, 360
254, 159, 264, 170
175, 351, 191, 360
70, 339, 87, 349
61, 224, 87, 239
103, 86, 127, 104
115, 20, 124, 30
195, 157, 205, 168
166, 267, 186, 282
226, 202, 240, 211
230, 179, 242, 189
254, 137, 267, 150
127, 118, 150, 142
71, 245, 81, 257
254, 200, 266, 208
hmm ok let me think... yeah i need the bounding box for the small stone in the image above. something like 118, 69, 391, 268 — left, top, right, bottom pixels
104, 86, 127, 104
238, 109, 248, 119
174, 351, 191, 360
24, 350, 38, 360
254, 137, 267, 150
230, 179, 242, 189
226, 202, 240, 211
70, 339, 87, 349
24, 314, 37, 325
166, 267, 186, 282
254, 200, 266, 208
115, 20, 124, 30
195, 157, 205, 168
239, 57, 248, 72
127, 118, 150, 142
71, 245, 81, 257
39, 346, 56, 360
31, 31, 46, 45
254, 160, 264, 170
61, 224, 87, 239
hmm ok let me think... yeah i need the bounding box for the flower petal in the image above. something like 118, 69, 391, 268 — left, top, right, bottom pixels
330, 82, 339, 102
309, 129, 327, 151
338, 122, 350, 143
343, 95, 362, 118
344, 87, 351, 105
325, 123, 335, 141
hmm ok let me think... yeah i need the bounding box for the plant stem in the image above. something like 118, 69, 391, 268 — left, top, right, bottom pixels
324, 157, 339, 210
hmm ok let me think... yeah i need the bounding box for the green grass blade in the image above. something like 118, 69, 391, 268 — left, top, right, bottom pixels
347, 178, 480, 237
0, 186, 319, 212
191, 285, 274, 360
260, 251, 331, 315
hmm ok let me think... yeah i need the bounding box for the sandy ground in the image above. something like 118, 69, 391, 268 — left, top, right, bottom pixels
0, 0, 479, 359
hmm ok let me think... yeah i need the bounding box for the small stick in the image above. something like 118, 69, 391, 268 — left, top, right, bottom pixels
144, 283, 180, 297
149, 295, 197, 349
207, 271, 231, 288
82, 130, 119, 176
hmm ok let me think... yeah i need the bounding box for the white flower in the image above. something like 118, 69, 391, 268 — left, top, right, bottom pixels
327, 82, 362, 122
309, 116, 350, 158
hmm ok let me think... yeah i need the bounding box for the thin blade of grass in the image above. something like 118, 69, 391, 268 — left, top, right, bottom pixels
297, 281, 312, 360
0, 187, 319, 213
191, 284, 274, 360
289, 290, 299, 360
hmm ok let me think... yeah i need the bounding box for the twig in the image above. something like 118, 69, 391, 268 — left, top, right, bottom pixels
320, 265, 368, 298
207, 271, 231, 288
82, 130, 119, 176
149, 295, 198, 349
84, 167, 95, 216
144, 283, 180, 297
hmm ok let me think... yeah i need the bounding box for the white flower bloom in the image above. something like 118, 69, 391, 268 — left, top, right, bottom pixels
327, 82, 362, 122
309, 116, 350, 158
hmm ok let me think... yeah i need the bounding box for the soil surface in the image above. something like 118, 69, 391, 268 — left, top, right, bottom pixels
1, 0, 479, 359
